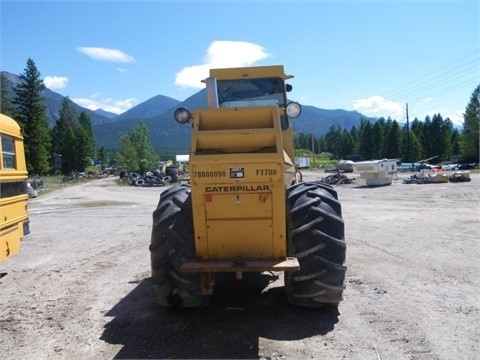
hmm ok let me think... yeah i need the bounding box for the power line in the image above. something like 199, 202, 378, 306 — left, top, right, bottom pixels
383, 50, 479, 96
382, 50, 480, 102
391, 63, 477, 101
409, 78, 479, 105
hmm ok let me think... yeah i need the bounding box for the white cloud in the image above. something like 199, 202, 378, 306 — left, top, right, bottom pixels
352, 96, 404, 117
72, 94, 138, 114
425, 109, 464, 127
76, 47, 136, 63
44, 75, 68, 90
448, 110, 464, 126
175, 41, 272, 89
416, 97, 433, 104
89, 92, 103, 99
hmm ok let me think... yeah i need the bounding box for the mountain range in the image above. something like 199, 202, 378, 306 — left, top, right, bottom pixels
2, 71, 374, 156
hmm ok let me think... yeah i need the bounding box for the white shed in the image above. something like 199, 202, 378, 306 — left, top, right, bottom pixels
295, 157, 310, 169
176, 154, 190, 162
353, 159, 398, 186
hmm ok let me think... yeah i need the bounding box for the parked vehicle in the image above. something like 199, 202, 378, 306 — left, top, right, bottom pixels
0, 114, 30, 262
27, 183, 38, 198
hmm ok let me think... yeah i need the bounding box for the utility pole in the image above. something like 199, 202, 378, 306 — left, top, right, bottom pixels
311, 131, 315, 169
406, 103, 410, 162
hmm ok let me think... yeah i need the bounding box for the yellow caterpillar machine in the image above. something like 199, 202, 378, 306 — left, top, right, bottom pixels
150, 65, 346, 308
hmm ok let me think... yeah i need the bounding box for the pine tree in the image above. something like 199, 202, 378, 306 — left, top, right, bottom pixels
98, 146, 107, 169
73, 125, 91, 171
384, 120, 401, 159
52, 97, 78, 156
349, 126, 360, 154
52, 100, 98, 173
325, 125, 342, 158
421, 116, 434, 159
1, 73, 15, 116
341, 129, 355, 157
359, 121, 375, 160
372, 121, 384, 158
429, 114, 451, 162
441, 117, 455, 161
410, 118, 424, 160
52, 97, 79, 173
297, 132, 309, 150
79, 111, 95, 161
13, 58, 51, 175
400, 124, 422, 162
460, 85, 480, 162
450, 128, 461, 157
62, 128, 77, 174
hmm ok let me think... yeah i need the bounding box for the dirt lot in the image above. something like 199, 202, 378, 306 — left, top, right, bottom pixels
1, 171, 478, 359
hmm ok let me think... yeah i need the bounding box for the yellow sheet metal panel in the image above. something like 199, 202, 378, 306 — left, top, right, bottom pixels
196, 129, 277, 152
191, 190, 209, 260
0, 223, 21, 261
205, 192, 272, 219
190, 161, 285, 262
269, 183, 287, 259
0, 196, 29, 229
0, 172, 28, 179
197, 106, 277, 130
206, 219, 274, 259
191, 106, 284, 155
191, 178, 287, 261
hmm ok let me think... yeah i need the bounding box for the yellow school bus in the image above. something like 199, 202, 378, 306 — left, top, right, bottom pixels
0, 113, 30, 262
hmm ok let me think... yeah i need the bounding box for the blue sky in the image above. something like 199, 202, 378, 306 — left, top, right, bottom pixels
1, 0, 478, 126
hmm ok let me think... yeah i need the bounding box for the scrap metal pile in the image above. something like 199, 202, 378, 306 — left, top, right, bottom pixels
119, 167, 182, 187
318, 172, 355, 185
403, 171, 471, 184
448, 172, 472, 183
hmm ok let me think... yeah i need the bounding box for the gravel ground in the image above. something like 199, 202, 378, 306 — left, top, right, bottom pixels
0, 170, 478, 359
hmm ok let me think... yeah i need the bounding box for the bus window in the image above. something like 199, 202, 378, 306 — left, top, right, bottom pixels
0, 113, 30, 262
2, 135, 16, 169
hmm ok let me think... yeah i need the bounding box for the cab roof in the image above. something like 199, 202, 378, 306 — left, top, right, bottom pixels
0, 114, 23, 138
209, 65, 293, 81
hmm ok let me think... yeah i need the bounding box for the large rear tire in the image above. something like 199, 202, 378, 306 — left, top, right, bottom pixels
149, 184, 210, 308
285, 182, 347, 308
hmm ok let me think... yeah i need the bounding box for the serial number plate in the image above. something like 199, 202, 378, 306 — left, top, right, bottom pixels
229, 167, 244, 178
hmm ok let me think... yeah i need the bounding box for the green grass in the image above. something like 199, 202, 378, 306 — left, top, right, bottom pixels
294, 149, 337, 170
29, 175, 94, 196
